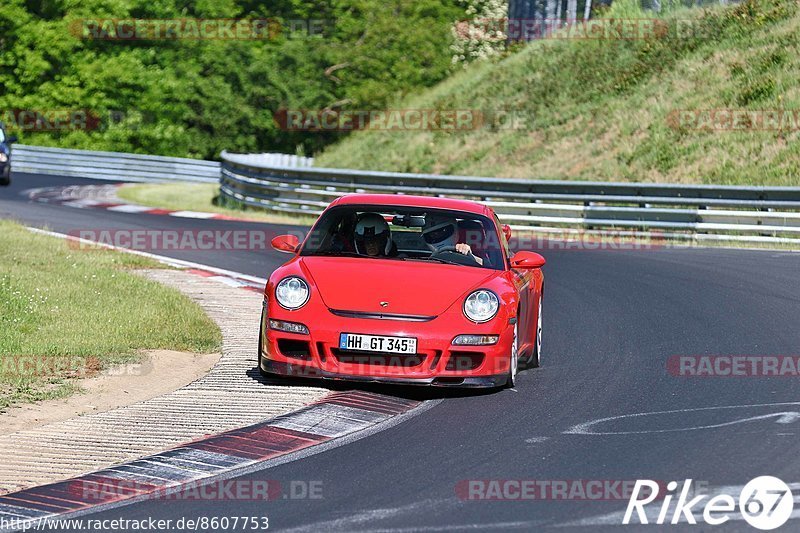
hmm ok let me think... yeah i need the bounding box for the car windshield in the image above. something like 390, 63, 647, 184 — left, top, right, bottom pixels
300, 205, 505, 270
0, 128, 5, 143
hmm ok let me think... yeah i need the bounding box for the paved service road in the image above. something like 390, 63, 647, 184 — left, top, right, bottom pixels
3, 173, 800, 531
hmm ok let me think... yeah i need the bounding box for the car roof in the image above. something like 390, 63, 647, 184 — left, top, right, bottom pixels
329, 194, 491, 217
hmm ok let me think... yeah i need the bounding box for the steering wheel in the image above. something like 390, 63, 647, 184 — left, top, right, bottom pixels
431, 246, 481, 266
432, 245, 457, 254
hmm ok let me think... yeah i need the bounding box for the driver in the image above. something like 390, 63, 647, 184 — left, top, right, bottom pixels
422, 215, 483, 265
354, 212, 398, 257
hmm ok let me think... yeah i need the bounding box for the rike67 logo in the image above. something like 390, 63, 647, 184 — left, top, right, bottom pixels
623, 477, 794, 530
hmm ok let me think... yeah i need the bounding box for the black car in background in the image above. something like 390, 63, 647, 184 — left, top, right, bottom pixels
0, 124, 18, 186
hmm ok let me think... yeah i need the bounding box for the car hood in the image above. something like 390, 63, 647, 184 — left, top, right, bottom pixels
300, 256, 498, 316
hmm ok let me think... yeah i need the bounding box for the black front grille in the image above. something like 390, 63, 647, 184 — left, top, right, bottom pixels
277, 339, 312, 360
445, 351, 485, 371
330, 349, 426, 368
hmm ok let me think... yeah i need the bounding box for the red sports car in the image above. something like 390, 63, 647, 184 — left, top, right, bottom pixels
259, 194, 545, 388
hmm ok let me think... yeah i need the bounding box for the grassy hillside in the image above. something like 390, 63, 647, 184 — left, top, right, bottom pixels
316, 0, 800, 185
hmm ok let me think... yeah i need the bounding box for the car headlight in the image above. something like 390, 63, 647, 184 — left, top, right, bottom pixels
0, 153, 7, 163
275, 277, 310, 310
463, 289, 499, 323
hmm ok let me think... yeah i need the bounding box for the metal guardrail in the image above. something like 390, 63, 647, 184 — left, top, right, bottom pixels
220, 150, 800, 245
11, 144, 220, 183
224, 152, 314, 169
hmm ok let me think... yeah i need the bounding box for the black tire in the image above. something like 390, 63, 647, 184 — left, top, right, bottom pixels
530, 291, 543, 368
258, 306, 270, 378
0, 166, 9, 187
505, 316, 519, 388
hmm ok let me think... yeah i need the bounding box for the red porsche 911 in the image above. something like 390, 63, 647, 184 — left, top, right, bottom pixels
259, 194, 545, 388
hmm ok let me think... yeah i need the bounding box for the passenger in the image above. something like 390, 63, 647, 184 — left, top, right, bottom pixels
330, 212, 358, 252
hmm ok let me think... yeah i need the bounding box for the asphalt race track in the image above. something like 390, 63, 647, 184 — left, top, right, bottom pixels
3, 173, 800, 532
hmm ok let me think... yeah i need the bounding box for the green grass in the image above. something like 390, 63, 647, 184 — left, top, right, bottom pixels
117, 183, 318, 225
0, 220, 221, 411
316, 0, 800, 185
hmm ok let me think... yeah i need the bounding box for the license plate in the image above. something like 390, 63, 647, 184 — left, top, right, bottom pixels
339, 333, 417, 354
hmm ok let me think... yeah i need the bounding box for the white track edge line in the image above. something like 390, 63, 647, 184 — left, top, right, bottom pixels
25, 227, 268, 285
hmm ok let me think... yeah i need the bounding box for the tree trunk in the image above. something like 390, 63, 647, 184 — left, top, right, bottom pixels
546, 0, 557, 37
583, 0, 592, 19
567, 0, 577, 22
556, 0, 563, 27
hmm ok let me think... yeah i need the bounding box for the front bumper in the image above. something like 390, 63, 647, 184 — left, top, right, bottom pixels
260, 359, 508, 388
260, 304, 514, 389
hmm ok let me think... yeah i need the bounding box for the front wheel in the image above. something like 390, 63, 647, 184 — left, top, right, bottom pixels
506, 320, 519, 388
258, 306, 270, 378
0, 166, 9, 186
531, 294, 543, 368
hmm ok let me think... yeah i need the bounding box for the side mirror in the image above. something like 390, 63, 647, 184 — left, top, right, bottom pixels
271, 234, 300, 253
510, 251, 546, 269
6, 135, 18, 144
502, 224, 512, 242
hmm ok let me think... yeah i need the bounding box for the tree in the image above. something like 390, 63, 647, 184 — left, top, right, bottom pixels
0, 0, 468, 158
451, 0, 508, 65
567, 0, 578, 21
546, 0, 558, 36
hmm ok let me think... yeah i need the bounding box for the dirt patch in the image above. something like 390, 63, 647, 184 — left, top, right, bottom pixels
0, 350, 220, 434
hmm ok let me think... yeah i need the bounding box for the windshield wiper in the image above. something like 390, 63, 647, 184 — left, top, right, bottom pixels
308, 251, 369, 258
406, 256, 458, 265
307, 251, 411, 261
